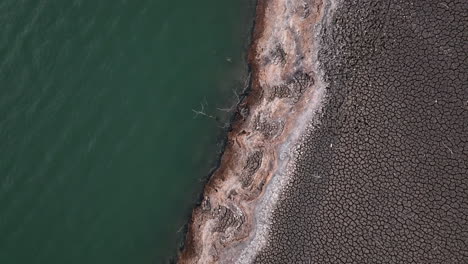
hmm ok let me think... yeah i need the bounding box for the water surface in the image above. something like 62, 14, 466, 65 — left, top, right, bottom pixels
0, 0, 255, 263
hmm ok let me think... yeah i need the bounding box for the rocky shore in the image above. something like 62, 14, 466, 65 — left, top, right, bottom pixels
178, 0, 332, 263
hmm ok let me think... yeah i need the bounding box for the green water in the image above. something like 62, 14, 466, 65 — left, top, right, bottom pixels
0, 1, 255, 263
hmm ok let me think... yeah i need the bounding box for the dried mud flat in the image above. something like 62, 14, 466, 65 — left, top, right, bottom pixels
178, 0, 333, 263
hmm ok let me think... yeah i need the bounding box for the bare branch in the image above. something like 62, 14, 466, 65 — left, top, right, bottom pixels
192, 100, 216, 119
216, 73, 250, 113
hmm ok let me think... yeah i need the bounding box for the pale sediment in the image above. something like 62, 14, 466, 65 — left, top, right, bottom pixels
178, 0, 332, 263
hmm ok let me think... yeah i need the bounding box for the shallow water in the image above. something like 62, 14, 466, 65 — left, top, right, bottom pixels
0, 0, 255, 263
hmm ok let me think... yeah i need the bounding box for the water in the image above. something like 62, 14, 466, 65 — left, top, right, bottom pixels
0, 0, 255, 263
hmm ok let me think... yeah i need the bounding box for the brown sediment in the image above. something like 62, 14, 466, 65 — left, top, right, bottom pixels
178, 0, 327, 263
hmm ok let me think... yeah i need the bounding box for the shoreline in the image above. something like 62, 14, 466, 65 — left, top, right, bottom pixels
177, 0, 266, 260
178, 0, 330, 263
175, 0, 264, 260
